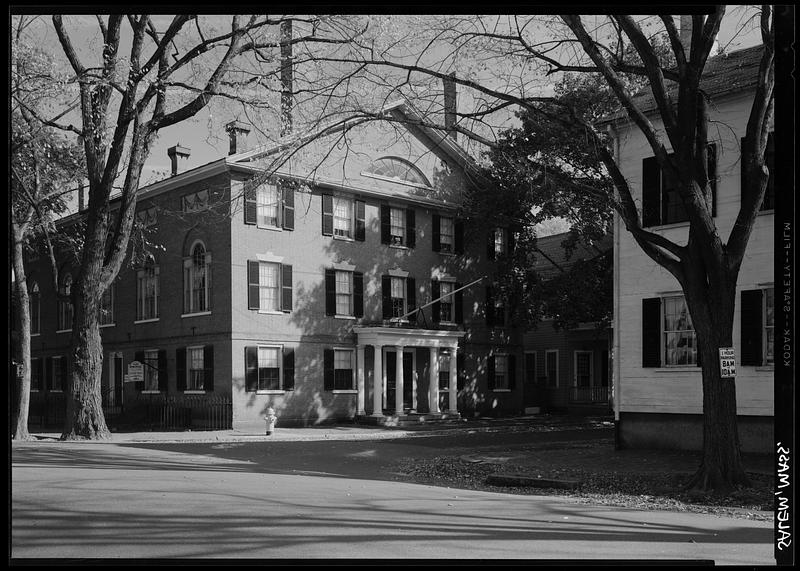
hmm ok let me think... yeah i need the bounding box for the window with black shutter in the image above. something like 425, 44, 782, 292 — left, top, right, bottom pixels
432, 214, 441, 252
325, 269, 337, 316
485, 286, 494, 327
281, 184, 295, 230
406, 208, 415, 248
406, 277, 416, 323
454, 283, 464, 324
203, 345, 214, 391
454, 220, 464, 254
281, 264, 293, 312
353, 272, 364, 317
431, 280, 441, 322
380, 205, 391, 244
283, 348, 295, 390
243, 184, 257, 225
457, 353, 465, 390
322, 194, 334, 236
323, 349, 335, 391
355, 200, 366, 241
487, 355, 496, 391
158, 350, 168, 392
176, 347, 186, 391
381, 275, 392, 320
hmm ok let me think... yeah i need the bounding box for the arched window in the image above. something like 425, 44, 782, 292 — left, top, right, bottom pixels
364, 157, 431, 187
58, 273, 73, 331
184, 241, 211, 314
29, 281, 40, 335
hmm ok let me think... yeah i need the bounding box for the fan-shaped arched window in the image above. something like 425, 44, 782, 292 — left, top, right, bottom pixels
364, 156, 430, 187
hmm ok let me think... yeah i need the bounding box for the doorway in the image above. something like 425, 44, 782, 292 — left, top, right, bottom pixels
385, 350, 414, 412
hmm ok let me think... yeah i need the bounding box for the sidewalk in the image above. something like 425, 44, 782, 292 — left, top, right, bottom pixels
15, 414, 613, 445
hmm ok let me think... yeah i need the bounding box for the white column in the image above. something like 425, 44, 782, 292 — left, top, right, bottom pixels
429, 347, 440, 414
356, 345, 366, 415
448, 347, 458, 413
395, 345, 405, 414
372, 345, 383, 417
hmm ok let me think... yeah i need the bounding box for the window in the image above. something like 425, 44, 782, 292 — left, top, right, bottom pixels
741, 287, 775, 366
439, 281, 454, 323
663, 296, 697, 366
493, 354, 509, 390
99, 285, 115, 326
642, 145, 717, 227
245, 345, 294, 392
50, 356, 64, 391
257, 184, 280, 228
363, 156, 430, 187
143, 350, 159, 391
382, 274, 416, 322
248, 261, 293, 313
438, 350, 451, 390
182, 189, 209, 212
30, 357, 42, 391
323, 348, 355, 391
390, 208, 406, 246
325, 269, 363, 318
433, 214, 463, 254
494, 228, 507, 257
136, 206, 157, 228
336, 271, 353, 315
58, 274, 73, 331
545, 350, 558, 387
432, 279, 462, 324
137, 263, 160, 321
187, 346, 206, 390
440, 217, 454, 252
184, 242, 211, 314
486, 286, 506, 327
29, 282, 40, 335
333, 197, 353, 238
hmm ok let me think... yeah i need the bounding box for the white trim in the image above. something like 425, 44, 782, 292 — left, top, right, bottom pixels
184, 390, 206, 395
142, 390, 161, 395
134, 318, 160, 325
332, 389, 358, 394
181, 311, 212, 318
31, 333, 40, 337
360, 171, 432, 190
257, 390, 286, 395
573, 350, 594, 388
333, 261, 357, 272
334, 315, 357, 320
388, 268, 409, 278
55, 329, 72, 334
258, 310, 285, 315
100, 323, 116, 328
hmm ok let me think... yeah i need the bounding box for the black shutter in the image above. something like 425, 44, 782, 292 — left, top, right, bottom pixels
325, 269, 336, 316
485, 286, 494, 327
431, 280, 441, 322
60, 356, 68, 392
508, 355, 517, 391
487, 230, 495, 261
740, 289, 763, 366
245, 346, 258, 392
248, 260, 260, 310
406, 277, 416, 323
642, 298, 662, 367
353, 272, 364, 318
323, 348, 335, 391
244, 184, 257, 225
135, 351, 145, 392
454, 220, 464, 254
380, 205, 390, 244
487, 355, 496, 391
176, 347, 186, 391
406, 208, 415, 248
158, 350, 168, 392
642, 156, 661, 227
204, 345, 214, 391
282, 185, 295, 230
283, 347, 295, 391
355, 200, 366, 241
382, 275, 391, 320
322, 194, 334, 236
34, 358, 43, 391
454, 283, 464, 324
281, 264, 293, 312
456, 353, 465, 390
43, 357, 50, 392
432, 214, 441, 252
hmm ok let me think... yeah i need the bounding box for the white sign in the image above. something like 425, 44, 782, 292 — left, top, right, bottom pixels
719, 347, 736, 378
127, 361, 144, 383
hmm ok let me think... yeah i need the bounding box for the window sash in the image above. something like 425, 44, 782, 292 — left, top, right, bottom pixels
390, 277, 406, 317
390, 208, 405, 244
144, 350, 159, 391
333, 198, 353, 238
137, 266, 159, 320
259, 263, 280, 311
440, 282, 454, 322
545, 352, 558, 387
187, 347, 205, 390
335, 271, 353, 315
494, 228, 506, 256
258, 347, 281, 390
333, 349, 354, 390
51, 356, 63, 391
257, 185, 280, 227
440, 217, 454, 251
58, 276, 73, 330
188, 247, 208, 313
663, 296, 697, 366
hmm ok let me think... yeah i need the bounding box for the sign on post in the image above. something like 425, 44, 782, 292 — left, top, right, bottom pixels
719, 347, 736, 378
126, 361, 144, 383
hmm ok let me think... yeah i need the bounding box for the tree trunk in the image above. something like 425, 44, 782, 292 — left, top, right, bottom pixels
61, 279, 110, 440
684, 278, 750, 492
11, 236, 34, 441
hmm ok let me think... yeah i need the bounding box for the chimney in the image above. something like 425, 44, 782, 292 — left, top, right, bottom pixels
225, 121, 251, 155
280, 19, 294, 137
443, 72, 457, 141
167, 144, 191, 176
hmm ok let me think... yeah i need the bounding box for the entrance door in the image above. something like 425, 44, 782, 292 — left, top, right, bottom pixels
385, 351, 414, 412
573, 351, 593, 402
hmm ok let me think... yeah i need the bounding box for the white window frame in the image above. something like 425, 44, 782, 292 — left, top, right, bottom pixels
258, 262, 282, 313
256, 345, 283, 393
439, 216, 454, 253
545, 350, 559, 388
257, 184, 281, 229
335, 270, 354, 317
573, 350, 594, 388
136, 264, 160, 322
493, 353, 510, 391
143, 349, 160, 393
333, 196, 354, 240
390, 276, 407, 318
186, 345, 206, 393
390, 207, 406, 246
183, 241, 211, 317
333, 347, 356, 392
662, 295, 697, 367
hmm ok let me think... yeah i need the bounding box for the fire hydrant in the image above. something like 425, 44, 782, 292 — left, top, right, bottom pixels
264, 407, 277, 435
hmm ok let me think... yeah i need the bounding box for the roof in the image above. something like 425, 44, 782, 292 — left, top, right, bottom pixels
532, 232, 613, 280
603, 44, 765, 124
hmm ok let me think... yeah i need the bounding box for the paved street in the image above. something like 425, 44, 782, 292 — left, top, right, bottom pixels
11, 427, 775, 564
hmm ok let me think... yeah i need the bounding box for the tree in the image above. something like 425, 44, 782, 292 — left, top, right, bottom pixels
11, 15, 85, 440
303, 8, 775, 491
15, 14, 360, 440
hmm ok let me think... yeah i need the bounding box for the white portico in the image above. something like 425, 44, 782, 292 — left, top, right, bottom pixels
353, 326, 464, 417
